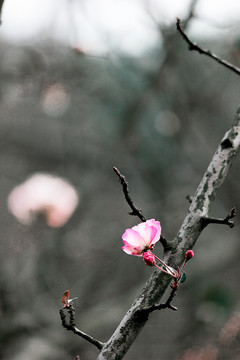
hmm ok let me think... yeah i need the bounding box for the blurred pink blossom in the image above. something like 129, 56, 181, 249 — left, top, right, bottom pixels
8, 173, 79, 227
122, 219, 161, 256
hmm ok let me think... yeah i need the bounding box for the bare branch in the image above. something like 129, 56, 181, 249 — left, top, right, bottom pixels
59, 306, 104, 351
176, 18, 240, 76
113, 166, 169, 250
202, 207, 236, 228
113, 167, 146, 222
97, 107, 240, 360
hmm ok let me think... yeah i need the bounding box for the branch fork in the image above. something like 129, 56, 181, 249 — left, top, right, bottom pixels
202, 207, 236, 229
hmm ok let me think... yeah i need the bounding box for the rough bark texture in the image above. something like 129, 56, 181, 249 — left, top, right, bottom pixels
97, 107, 240, 360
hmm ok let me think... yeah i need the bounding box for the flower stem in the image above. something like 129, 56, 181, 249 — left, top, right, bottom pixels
154, 263, 175, 276
151, 252, 177, 277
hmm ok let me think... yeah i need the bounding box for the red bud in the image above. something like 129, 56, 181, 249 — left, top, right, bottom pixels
143, 251, 156, 266
185, 250, 194, 261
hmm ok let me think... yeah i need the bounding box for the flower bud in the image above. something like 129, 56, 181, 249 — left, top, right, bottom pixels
185, 250, 194, 261
143, 251, 156, 266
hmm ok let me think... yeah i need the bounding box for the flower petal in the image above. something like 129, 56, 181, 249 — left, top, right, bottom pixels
145, 219, 161, 244
132, 219, 161, 246
121, 219, 161, 257
122, 244, 142, 256
122, 228, 146, 247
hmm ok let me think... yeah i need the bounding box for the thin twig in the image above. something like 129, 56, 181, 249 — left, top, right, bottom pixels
151, 286, 178, 312
113, 167, 169, 249
59, 306, 104, 350
113, 167, 146, 222
202, 207, 236, 228
176, 18, 240, 76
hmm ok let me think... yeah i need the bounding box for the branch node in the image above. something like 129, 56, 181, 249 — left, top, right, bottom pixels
138, 286, 178, 316
160, 235, 174, 252
186, 195, 193, 203
221, 138, 233, 149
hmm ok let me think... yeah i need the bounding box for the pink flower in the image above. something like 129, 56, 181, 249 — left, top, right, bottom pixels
122, 219, 161, 256
143, 250, 156, 266
8, 173, 79, 228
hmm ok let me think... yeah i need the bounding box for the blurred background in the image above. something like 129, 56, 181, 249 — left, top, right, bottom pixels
1, 0, 240, 359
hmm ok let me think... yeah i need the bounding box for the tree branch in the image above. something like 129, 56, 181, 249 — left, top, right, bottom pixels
113, 166, 169, 250
176, 18, 240, 76
59, 306, 104, 351
113, 167, 146, 222
202, 207, 236, 228
97, 107, 240, 360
